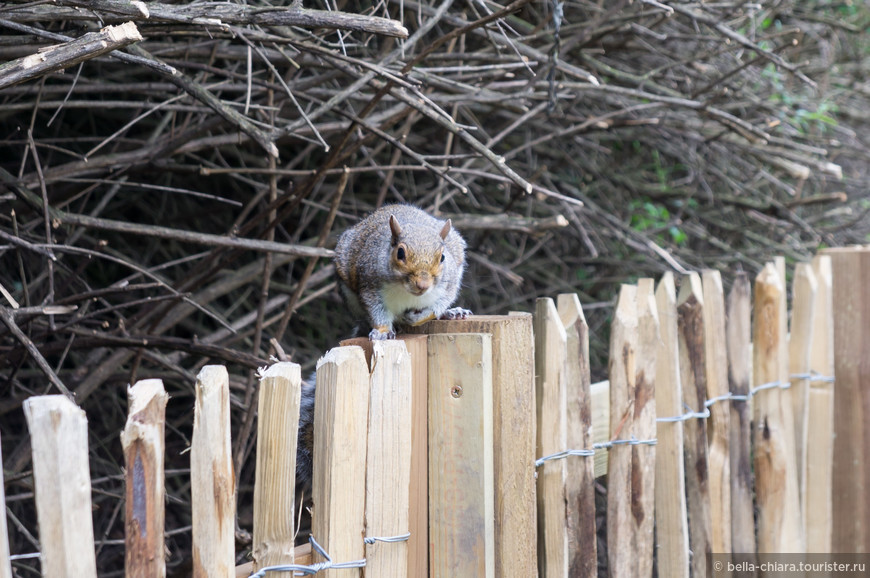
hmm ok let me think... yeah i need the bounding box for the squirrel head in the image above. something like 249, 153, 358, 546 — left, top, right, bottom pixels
388, 214, 451, 296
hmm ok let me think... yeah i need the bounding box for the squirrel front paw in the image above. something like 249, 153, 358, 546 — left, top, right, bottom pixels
440, 307, 472, 320
369, 326, 396, 340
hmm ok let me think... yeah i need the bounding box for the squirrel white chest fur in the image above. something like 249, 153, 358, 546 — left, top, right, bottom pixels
380, 280, 444, 318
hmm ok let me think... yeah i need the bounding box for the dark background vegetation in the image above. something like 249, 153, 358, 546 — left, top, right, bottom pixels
0, 0, 868, 574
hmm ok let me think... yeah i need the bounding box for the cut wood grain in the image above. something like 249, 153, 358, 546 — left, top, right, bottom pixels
556, 293, 597, 578
654, 273, 689, 578
534, 299, 568, 578
806, 254, 834, 552
677, 273, 712, 577
633, 279, 658, 578
252, 362, 302, 575
412, 315, 536, 578
23, 395, 97, 578
788, 263, 817, 529
824, 247, 870, 553
726, 272, 755, 555
364, 340, 412, 578
191, 365, 234, 578
122, 379, 168, 578
774, 257, 805, 552
753, 264, 803, 553
312, 347, 370, 578
702, 270, 731, 555
607, 284, 637, 578
427, 333, 494, 578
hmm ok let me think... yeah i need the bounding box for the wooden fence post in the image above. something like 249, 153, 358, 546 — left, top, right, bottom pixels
702, 270, 731, 555
428, 334, 494, 578
753, 264, 803, 553
312, 346, 370, 578
607, 284, 637, 578
191, 365, 235, 578
654, 272, 689, 578
726, 272, 754, 555
824, 246, 870, 552
364, 340, 412, 578
412, 315, 535, 578
788, 263, 817, 529
556, 293, 597, 578
677, 273, 712, 576
535, 299, 568, 578
23, 395, 97, 577
633, 279, 658, 577
806, 254, 834, 552
0, 428, 10, 578
122, 379, 168, 578
252, 362, 302, 575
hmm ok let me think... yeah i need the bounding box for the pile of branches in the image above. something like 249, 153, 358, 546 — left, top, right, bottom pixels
0, 0, 867, 573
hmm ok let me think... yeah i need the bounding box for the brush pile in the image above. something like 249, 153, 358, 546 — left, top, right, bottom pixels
0, 0, 867, 573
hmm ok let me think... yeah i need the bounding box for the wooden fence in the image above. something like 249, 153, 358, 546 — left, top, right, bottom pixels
1, 247, 868, 577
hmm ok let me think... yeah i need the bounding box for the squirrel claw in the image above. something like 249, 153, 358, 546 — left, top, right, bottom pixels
440, 307, 472, 320
369, 327, 396, 340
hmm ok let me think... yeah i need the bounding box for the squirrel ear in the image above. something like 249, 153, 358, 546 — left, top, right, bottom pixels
439, 219, 452, 240
389, 215, 402, 241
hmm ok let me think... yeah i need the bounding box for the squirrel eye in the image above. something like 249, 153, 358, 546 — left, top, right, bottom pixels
440, 253, 445, 263
397, 247, 406, 261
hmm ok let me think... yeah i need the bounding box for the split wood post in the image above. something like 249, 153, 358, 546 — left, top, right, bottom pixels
0, 429, 10, 578
122, 379, 168, 578
590, 380, 610, 477
774, 257, 805, 551
428, 333, 494, 578
726, 273, 755, 554
654, 273, 689, 578
556, 293, 597, 578
312, 347, 370, 578
677, 273, 712, 576
754, 264, 803, 553
701, 270, 731, 555
824, 246, 870, 552
806, 254, 834, 552
411, 315, 535, 578
252, 362, 303, 575
633, 279, 658, 577
607, 284, 637, 578
341, 334, 429, 577
788, 263, 817, 527
23, 395, 97, 577
364, 340, 413, 578
191, 365, 235, 578
534, 298, 568, 578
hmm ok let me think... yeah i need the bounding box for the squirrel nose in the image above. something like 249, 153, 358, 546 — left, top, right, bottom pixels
415, 278, 431, 293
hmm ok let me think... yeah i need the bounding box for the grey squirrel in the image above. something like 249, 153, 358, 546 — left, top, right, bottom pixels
333, 204, 471, 339
294, 205, 471, 525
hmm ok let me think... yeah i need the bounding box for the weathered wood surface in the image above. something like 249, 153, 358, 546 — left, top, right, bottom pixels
23, 395, 98, 578
727, 272, 755, 555
252, 363, 302, 575
824, 247, 870, 553
312, 347, 370, 578
413, 315, 536, 578
364, 340, 412, 578
632, 279, 658, 578
702, 270, 731, 555
806, 254, 834, 552
428, 333, 494, 578
654, 273, 690, 578
556, 293, 597, 578
121, 379, 168, 578
534, 299, 568, 578
0, 428, 10, 578
677, 273, 712, 577
788, 263, 817, 529
606, 285, 637, 578
191, 365, 235, 578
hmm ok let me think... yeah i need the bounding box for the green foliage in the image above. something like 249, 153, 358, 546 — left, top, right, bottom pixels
629, 198, 688, 245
